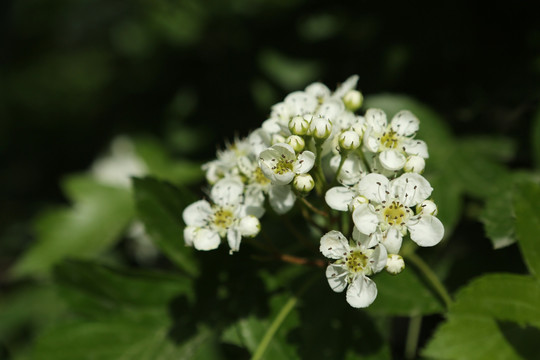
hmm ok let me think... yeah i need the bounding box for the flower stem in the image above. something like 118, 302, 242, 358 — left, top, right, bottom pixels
403, 251, 453, 309
404, 314, 422, 359
300, 197, 329, 217
332, 152, 347, 184
251, 274, 319, 360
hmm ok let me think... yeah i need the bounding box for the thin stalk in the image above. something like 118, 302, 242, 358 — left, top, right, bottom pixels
251, 275, 318, 360
404, 314, 422, 359
300, 197, 329, 217
332, 152, 347, 184
404, 251, 453, 309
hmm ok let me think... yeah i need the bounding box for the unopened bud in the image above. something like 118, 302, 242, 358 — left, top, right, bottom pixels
286, 135, 305, 152
338, 130, 361, 150
386, 254, 405, 275
309, 117, 332, 140
293, 173, 315, 193
417, 200, 438, 216
404, 155, 425, 173
289, 116, 310, 135
343, 90, 363, 111
239, 215, 261, 238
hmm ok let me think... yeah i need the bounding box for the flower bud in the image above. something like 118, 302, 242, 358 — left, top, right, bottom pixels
349, 195, 368, 211
239, 215, 261, 238
351, 117, 365, 138
343, 90, 363, 111
271, 134, 287, 145
309, 117, 332, 140
338, 130, 361, 151
417, 200, 438, 216
286, 135, 305, 152
386, 254, 405, 275
293, 173, 315, 193
404, 155, 425, 173
289, 115, 310, 135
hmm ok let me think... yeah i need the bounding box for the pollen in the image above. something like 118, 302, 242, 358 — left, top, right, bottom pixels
380, 130, 400, 149
213, 207, 234, 229
346, 250, 368, 274
272, 158, 294, 175
383, 201, 407, 226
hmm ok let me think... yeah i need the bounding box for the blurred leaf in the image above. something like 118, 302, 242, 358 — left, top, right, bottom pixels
53, 260, 193, 319
368, 268, 444, 316
427, 172, 462, 236
12, 176, 133, 278
532, 105, 540, 169
30, 261, 216, 360
514, 181, 540, 277
134, 137, 204, 185
423, 273, 540, 359
222, 292, 300, 359
133, 177, 199, 276
481, 184, 516, 249
259, 49, 320, 90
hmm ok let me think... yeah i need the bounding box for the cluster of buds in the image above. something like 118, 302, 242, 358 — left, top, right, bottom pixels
183, 75, 444, 307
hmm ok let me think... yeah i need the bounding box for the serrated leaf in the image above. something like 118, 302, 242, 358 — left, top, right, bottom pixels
423, 273, 540, 359
514, 181, 540, 277
53, 260, 192, 318
368, 268, 445, 316
12, 176, 134, 278
133, 177, 198, 276
134, 137, 204, 185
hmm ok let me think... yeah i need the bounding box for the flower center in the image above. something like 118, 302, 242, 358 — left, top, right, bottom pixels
345, 250, 368, 274
254, 167, 271, 185
380, 130, 399, 149
272, 155, 294, 175
382, 201, 407, 227
212, 207, 234, 230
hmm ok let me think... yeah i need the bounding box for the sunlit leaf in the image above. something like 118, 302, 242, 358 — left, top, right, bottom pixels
12, 176, 133, 278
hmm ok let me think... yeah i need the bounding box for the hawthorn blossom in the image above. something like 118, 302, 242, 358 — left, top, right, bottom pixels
352, 173, 444, 254
320, 230, 387, 308
258, 143, 315, 185
182, 178, 262, 253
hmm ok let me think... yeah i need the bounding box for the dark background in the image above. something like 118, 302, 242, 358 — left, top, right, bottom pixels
1, 0, 539, 270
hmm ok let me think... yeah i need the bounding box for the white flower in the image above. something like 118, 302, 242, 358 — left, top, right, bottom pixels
352, 173, 444, 254
343, 90, 363, 111
363, 109, 428, 171
182, 178, 262, 253
309, 116, 333, 140
202, 137, 253, 184
338, 130, 361, 150
404, 155, 426, 173
329, 153, 367, 186
293, 173, 315, 193
320, 230, 387, 308
258, 143, 315, 185
91, 136, 147, 188
386, 254, 405, 274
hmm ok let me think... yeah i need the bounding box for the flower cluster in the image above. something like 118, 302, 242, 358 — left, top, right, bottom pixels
182, 75, 444, 307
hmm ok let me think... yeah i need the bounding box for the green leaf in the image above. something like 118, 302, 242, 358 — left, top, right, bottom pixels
367, 268, 445, 316
423, 273, 540, 359
53, 260, 193, 318
259, 49, 320, 90
514, 181, 540, 277
134, 137, 204, 185
133, 177, 199, 276
12, 176, 134, 278
427, 172, 462, 236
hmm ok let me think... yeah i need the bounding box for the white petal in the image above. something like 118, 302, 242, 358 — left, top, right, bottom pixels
408, 215, 445, 247
325, 264, 348, 293
346, 275, 377, 308
333, 75, 359, 98
269, 185, 296, 214
325, 186, 356, 211
227, 227, 242, 252
237, 156, 256, 177
391, 173, 433, 207
379, 149, 406, 171
357, 173, 389, 203
364, 108, 387, 132
403, 139, 429, 158
316, 99, 344, 121
238, 215, 260, 237
183, 226, 197, 247
352, 204, 380, 235
353, 227, 380, 248
284, 91, 318, 115
294, 151, 315, 174
363, 130, 380, 152
271, 143, 295, 159
320, 230, 350, 259
382, 228, 403, 255
272, 171, 295, 186
248, 129, 271, 157
262, 118, 284, 134
211, 178, 244, 207
305, 82, 331, 99
330, 153, 366, 186
193, 228, 221, 251
182, 200, 212, 227
370, 244, 388, 273
390, 111, 419, 136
